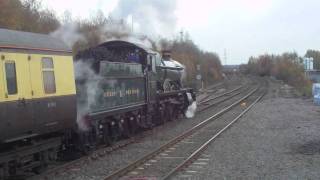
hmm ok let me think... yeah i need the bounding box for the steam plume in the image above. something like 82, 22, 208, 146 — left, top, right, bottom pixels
50, 23, 84, 48
111, 0, 177, 38
74, 61, 102, 131
185, 92, 197, 118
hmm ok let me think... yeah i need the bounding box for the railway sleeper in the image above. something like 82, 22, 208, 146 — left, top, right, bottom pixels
0, 138, 60, 179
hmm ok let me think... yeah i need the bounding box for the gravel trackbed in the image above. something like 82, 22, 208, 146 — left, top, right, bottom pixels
180, 85, 320, 180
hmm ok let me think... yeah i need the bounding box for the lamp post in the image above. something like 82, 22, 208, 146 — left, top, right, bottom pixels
196, 64, 202, 91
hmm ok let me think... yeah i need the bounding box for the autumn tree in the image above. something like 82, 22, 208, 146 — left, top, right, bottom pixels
168, 34, 222, 88
246, 52, 311, 96
0, 0, 24, 29
0, 0, 60, 33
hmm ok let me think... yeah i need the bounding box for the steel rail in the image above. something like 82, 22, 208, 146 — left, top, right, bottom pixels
104, 87, 259, 180
199, 85, 243, 105
198, 91, 241, 113
31, 87, 243, 180
162, 91, 266, 180
196, 82, 224, 98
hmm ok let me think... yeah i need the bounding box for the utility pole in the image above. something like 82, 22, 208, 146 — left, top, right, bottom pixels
131, 15, 134, 33
224, 49, 227, 65
180, 31, 183, 42
196, 64, 202, 91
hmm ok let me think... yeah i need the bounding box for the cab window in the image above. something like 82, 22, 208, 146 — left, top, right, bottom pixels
148, 55, 156, 72
4, 61, 17, 95
42, 57, 56, 94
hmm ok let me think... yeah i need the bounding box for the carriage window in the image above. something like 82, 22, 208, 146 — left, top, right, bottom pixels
42, 57, 56, 94
5, 61, 17, 95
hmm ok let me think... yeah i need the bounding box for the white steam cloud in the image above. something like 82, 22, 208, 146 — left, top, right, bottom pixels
50, 23, 84, 48
74, 61, 102, 131
185, 92, 197, 118
185, 101, 197, 118
50, 0, 178, 50
111, 0, 177, 38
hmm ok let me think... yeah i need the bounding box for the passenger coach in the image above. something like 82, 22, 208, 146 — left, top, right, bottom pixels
0, 28, 77, 145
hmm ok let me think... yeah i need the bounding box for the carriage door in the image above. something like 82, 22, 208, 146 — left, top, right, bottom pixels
2, 54, 34, 142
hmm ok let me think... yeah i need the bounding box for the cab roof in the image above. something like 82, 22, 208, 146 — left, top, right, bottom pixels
99, 40, 156, 54
0, 28, 71, 53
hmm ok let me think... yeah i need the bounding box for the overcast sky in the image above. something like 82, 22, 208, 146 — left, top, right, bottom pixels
42, 0, 320, 65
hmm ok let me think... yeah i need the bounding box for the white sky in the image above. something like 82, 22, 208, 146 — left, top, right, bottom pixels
42, 0, 320, 65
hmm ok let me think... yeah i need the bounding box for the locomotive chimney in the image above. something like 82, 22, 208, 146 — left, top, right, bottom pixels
162, 50, 172, 60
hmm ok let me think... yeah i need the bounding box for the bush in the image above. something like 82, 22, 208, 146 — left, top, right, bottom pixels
245, 52, 312, 97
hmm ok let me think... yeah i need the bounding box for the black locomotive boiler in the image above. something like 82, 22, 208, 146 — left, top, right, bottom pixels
0, 29, 195, 179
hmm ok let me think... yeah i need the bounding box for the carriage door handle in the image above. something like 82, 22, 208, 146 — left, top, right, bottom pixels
18, 98, 26, 106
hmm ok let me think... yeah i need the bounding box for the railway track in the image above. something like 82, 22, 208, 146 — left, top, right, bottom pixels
196, 82, 225, 102
164, 92, 265, 179
198, 85, 242, 105
197, 85, 245, 112
102, 84, 266, 180
29, 83, 256, 180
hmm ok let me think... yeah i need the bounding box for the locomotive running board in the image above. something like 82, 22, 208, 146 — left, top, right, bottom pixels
158, 88, 194, 97
88, 102, 147, 120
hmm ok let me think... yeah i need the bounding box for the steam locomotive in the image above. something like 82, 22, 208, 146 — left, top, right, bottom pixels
0, 28, 195, 178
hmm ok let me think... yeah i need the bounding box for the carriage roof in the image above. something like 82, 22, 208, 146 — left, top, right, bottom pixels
0, 28, 71, 53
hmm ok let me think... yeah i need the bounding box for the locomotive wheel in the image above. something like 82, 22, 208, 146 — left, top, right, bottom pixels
155, 105, 164, 125
160, 108, 166, 124
171, 105, 178, 120
8, 162, 16, 176
110, 122, 121, 143
128, 117, 139, 135
166, 104, 174, 121
0, 166, 4, 180
174, 105, 181, 119
32, 151, 49, 174
101, 124, 113, 146
122, 119, 132, 138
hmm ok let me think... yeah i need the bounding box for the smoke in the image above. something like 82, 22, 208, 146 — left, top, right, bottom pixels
111, 0, 177, 38
74, 60, 102, 131
50, 23, 84, 48
50, 1, 178, 50
185, 101, 197, 118
51, 18, 155, 50
185, 92, 197, 118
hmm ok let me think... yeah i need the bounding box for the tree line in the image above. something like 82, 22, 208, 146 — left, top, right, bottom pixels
0, 0, 223, 88
242, 52, 313, 96
0, 0, 60, 33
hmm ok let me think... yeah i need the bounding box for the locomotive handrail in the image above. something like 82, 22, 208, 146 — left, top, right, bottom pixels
88, 102, 147, 118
